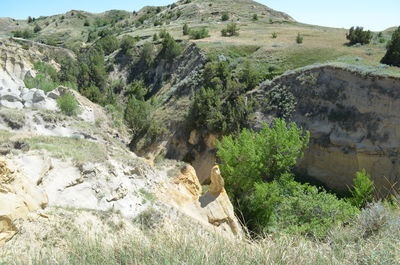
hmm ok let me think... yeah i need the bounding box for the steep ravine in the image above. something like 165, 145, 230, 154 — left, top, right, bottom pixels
157, 62, 400, 195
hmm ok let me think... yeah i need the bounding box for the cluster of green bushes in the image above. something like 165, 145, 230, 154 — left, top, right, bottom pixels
183, 24, 209, 39
119, 35, 139, 56
221, 23, 239, 37
346, 26, 373, 45
24, 62, 60, 92
188, 60, 258, 135
12, 29, 34, 39
57, 93, 80, 116
123, 80, 166, 150
159, 32, 182, 60
216, 119, 375, 238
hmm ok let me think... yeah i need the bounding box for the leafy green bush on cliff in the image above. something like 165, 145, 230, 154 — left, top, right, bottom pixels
57, 93, 80, 116
217, 119, 358, 238
159, 33, 182, 60
189, 60, 256, 135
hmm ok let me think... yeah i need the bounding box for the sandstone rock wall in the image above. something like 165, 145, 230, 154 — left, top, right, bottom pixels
160, 164, 242, 237
257, 64, 400, 194
0, 160, 48, 246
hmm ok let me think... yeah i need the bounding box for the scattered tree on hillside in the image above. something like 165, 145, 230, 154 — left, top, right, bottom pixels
183, 23, 190, 35
153, 33, 159, 42
221, 23, 239, 37
120, 35, 138, 56
221, 12, 230, 21
12, 29, 34, 39
189, 27, 209, 39
34, 24, 42, 33
346, 26, 373, 45
381, 26, 400, 66
140, 42, 156, 66
296, 33, 303, 44
95, 35, 120, 55
159, 33, 182, 61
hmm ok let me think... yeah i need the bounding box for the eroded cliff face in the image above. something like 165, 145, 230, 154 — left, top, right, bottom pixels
0, 160, 48, 246
159, 164, 242, 237
256, 64, 400, 194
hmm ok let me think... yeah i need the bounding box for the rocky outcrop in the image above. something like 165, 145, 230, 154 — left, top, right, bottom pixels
0, 38, 72, 111
0, 159, 48, 246
255, 64, 400, 195
160, 164, 242, 237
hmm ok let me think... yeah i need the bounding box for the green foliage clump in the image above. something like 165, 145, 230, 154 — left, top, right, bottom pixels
24, 62, 59, 92
189, 60, 256, 135
77, 48, 107, 93
221, 12, 230, 21
350, 169, 375, 209
189, 27, 209, 40
125, 80, 147, 100
159, 29, 169, 39
217, 119, 310, 192
252, 14, 258, 21
57, 93, 80, 116
153, 33, 159, 42
120, 35, 138, 56
183, 23, 190, 36
221, 23, 239, 37
249, 181, 359, 238
95, 35, 120, 55
12, 29, 34, 39
296, 33, 303, 44
266, 85, 297, 119
124, 94, 165, 150
272, 32, 278, 39
24, 74, 58, 92
124, 96, 152, 138
140, 42, 156, 66
84, 19, 90, 26
33, 24, 42, 33
239, 61, 260, 90
346, 26, 373, 45
159, 33, 182, 61
216, 119, 358, 238
381, 26, 400, 67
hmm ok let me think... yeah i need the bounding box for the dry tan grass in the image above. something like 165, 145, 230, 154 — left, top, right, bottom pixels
1, 203, 399, 265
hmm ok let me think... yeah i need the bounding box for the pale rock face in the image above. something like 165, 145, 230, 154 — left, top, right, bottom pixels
0, 100, 23, 109
0, 160, 48, 246
161, 164, 242, 237
0, 39, 62, 112
257, 64, 400, 195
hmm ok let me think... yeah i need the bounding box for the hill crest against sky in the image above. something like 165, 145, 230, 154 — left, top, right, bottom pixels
0, 0, 398, 30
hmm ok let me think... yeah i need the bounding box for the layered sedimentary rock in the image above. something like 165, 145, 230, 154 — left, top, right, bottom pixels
0, 160, 48, 246
256, 64, 400, 194
160, 164, 242, 237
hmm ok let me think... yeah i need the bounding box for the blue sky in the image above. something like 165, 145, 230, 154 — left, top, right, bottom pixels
0, 0, 398, 31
